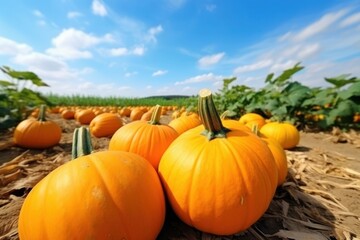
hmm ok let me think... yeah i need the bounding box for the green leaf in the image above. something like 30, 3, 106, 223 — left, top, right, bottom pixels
282, 81, 311, 107
324, 74, 359, 89
337, 82, 360, 100
265, 73, 274, 83
272, 62, 304, 86
0, 65, 49, 87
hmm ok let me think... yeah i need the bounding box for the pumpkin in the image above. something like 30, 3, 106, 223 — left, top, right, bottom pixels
18, 127, 166, 240
260, 122, 300, 149
140, 109, 154, 121
252, 125, 288, 186
89, 112, 123, 138
13, 105, 61, 149
109, 105, 178, 169
76, 109, 96, 124
61, 109, 75, 119
158, 89, 278, 235
239, 113, 266, 129
129, 107, 144, 121
168, 114, 202, 135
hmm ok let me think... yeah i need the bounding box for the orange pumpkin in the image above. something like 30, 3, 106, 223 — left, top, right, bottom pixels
89, 113, 123, 138
13, 105, 61, 149
158, 89, 278, 235
252, 125, 288, 186
129, 107, 144, 121
239, 113, 266, 129
109, 105, 178, 169
260, 122, 300, 149
18, 127, 165, 240
61, 109, 75, 119
168, 114, 202, 135
76, 109, 96, 125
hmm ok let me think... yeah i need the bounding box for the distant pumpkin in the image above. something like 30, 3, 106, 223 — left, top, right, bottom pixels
89, 113, 123, 138
14, 105, 61, 149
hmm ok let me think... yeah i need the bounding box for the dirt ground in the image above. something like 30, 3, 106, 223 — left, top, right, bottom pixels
0, 113, 359, 240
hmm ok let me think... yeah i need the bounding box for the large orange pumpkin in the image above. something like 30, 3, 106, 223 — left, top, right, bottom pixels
158, 89, 278, 235
13, 105, 61, 149
109, 105, 178, 169
260, 122, 300, 149
18, 127, 165, 240
89, 112, 123, 138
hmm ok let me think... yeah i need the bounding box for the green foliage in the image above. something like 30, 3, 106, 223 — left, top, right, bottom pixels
0, 66, 51, 131
214, 62, 360, 130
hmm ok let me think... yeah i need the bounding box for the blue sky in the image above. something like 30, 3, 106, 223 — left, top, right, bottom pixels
0, 0, 359, 97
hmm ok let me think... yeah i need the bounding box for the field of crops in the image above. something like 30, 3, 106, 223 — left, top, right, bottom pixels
1, 64, 360, 239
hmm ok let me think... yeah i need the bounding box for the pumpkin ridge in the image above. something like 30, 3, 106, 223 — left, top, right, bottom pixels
85, 154, 131, 238
186, 140, 209, 227
219, 138, 250, 229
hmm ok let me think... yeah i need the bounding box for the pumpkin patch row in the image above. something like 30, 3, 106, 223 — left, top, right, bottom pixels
14, 89, 300, 239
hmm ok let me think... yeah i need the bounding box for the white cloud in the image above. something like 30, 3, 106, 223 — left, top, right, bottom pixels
270, 60, 297, 73
37, 20, 47, 26
167, 0, 187, 9
46, 28, 114, 59
14, 52, 67, 71
33, 10, 44, 18
175, 73, 224, 85
0, 37, 32, 55
92, 0, 107, 16
234, 59, 273, 74
293, 9, 348, 42
340, 12, 360, 27
118, 86, 131, 91
67, 11, 82, 19
278, 32, 292, 42
198, 52, 225, 68
110, 48, 129, 56
107, 46, 145, 57
132, 46, 145, 55
205, 4, 216, 12
152, 70, 168, 76
124, 72, 137, 77
146, 25, 163, 43
297, 43, 320, 59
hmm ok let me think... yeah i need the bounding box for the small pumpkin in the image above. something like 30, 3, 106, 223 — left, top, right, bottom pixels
61, 109, 75, 119
260, 122, 300, 149
168, 114, 202, 135
76, 109, 96, 125
158, 89, 278, 235
252, 124, 288, 186
239, 113, 266, 129
89, 112, 123, 138
13, 105, 61, 149
18, 127, 166, 240
109, 105, 178, 169
129, 107, 144, 121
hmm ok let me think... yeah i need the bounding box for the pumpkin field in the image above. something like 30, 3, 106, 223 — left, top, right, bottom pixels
1, 64, 360, 239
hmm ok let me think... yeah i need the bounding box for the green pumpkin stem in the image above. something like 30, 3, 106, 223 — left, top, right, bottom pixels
148, 104, 162, 125
37, 104, 47, 122
198, 89, 230, 140
72, 127, 93, 160
251, 123, 259, 136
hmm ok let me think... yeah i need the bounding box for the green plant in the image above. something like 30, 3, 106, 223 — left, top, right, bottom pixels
0, 66, 51, 131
